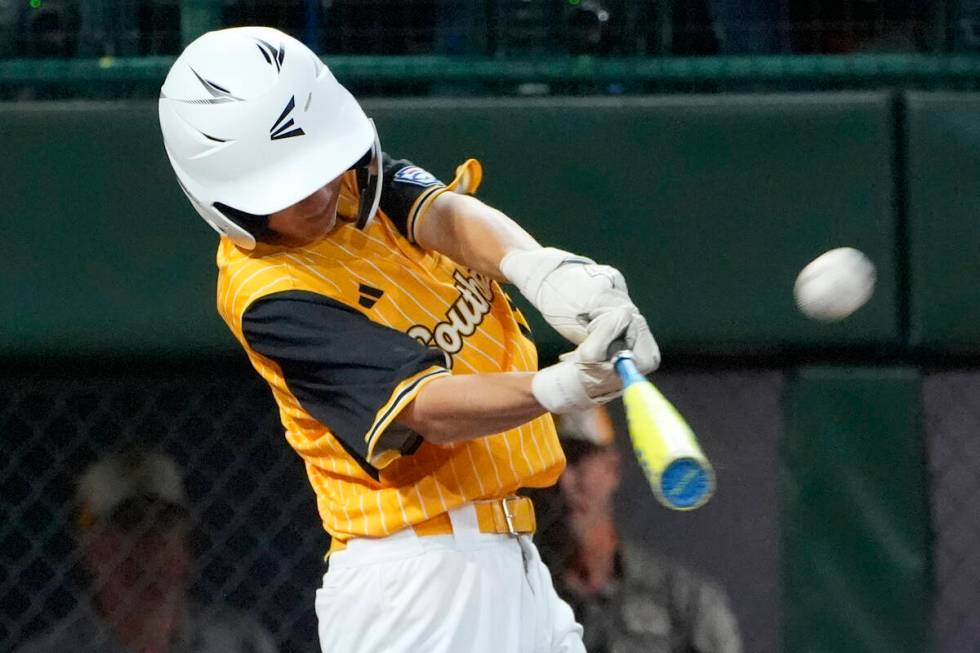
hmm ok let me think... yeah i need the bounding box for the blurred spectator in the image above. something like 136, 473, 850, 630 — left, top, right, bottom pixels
16, 451, 277, 653
536, 407, 742, 653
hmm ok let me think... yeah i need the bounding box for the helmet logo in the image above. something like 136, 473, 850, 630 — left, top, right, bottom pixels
182, 67, 243, 104
270, 96, 305, 140
255, 39, 285, 72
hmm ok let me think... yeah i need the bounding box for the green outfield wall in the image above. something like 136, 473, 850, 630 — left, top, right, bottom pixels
5, 92, 977, 359
0, 91, 938, 358
783, 367, 930, 653
906, 92, 980, 353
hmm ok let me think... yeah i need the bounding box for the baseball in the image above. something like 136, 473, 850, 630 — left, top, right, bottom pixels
793, 247, 876, 321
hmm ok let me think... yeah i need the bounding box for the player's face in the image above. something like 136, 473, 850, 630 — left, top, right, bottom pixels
267, 175, 345, 245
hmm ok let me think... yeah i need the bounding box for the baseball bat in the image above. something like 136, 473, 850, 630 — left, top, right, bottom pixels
609, 342, 715, 510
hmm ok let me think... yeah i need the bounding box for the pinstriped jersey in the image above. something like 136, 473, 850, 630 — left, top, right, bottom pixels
216, 157, 565, 543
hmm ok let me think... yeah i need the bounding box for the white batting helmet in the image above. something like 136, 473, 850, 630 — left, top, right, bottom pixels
159, 26, 381, 249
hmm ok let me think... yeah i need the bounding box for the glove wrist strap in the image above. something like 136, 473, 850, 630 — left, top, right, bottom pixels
532, 361, 596, 414
500, 247, 593, 301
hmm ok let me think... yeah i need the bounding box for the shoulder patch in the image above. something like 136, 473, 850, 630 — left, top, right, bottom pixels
393, 166, 441, 188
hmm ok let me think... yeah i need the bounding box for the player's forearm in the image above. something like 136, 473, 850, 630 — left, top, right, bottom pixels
417, 192, 540, 281
396, 372, 547, 444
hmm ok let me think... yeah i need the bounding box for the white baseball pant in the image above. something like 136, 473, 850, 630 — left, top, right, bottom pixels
315, 502, 585, 653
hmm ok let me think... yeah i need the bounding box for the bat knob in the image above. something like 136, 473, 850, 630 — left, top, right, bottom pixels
659, 458, 714, 510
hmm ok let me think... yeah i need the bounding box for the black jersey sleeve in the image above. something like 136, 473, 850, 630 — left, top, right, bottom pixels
365, 153, 446, 239
242, 290, 449, 474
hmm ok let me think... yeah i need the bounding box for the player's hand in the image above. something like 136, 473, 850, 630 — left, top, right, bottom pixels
499, 246, 660, 371
532, 307, 635, 414
603, 309, 660, 375
500, 248, 658, 363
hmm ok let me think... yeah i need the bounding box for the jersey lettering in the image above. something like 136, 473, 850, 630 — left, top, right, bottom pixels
407, 270, 494, 363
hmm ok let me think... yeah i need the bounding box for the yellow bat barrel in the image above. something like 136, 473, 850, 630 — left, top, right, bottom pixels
615, 354, 715, 510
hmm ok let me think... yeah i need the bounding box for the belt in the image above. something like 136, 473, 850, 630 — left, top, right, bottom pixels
328, 496, 536, 555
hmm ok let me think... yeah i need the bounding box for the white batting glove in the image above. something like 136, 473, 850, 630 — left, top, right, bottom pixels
500, 248, 661, 371
604, 310, 659, 375
501, 247, 626, 343
533, 306, 639, 414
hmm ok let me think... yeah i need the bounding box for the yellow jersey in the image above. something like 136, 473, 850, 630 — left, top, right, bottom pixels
216, 157, 565, 543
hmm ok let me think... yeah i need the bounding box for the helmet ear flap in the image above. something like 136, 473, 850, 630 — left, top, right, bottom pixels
197, 201, 256, 250
213, 203, 274, 244
175, 172, 257, 249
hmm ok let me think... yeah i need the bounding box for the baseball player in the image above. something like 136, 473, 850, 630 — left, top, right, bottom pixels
158, 26, 659, 653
